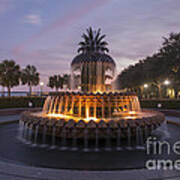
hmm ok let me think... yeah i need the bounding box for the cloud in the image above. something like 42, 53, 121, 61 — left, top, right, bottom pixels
13, 0, 111, 55
24, 14, 42, 25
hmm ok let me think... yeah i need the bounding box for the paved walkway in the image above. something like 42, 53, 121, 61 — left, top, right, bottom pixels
166, 116, 180, 124
0, 110, 180, 179
0, 160, 180, 180
0, 114, 20, 124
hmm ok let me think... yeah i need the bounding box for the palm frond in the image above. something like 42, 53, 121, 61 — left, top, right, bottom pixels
77, 27, 109, 53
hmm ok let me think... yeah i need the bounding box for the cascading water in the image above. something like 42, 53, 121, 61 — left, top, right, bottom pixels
72, 128, 78, 151
116, 128, 122, 151
105, 127, 111, 151
50, 126, 56, 149
95, 128, 99, 151
127, 127, 132, 150
83, 128, 89, 152
60, 127, 67, 150
32, 125, 39, 147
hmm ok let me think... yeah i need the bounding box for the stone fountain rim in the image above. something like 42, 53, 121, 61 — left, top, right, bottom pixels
20, 109, 165, 129
48, 91, 137, 96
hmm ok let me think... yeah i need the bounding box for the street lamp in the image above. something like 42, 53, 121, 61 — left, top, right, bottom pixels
40, 82, 44, 96
143, 84, 148, 99
78, 86, 81, 91
144, 84, 148, 88
164, 80, 170, 85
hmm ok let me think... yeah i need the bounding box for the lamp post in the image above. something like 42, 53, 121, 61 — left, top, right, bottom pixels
164, 80, 170, 98
1, 86, 4, 97
143, 84, 148, 99
40, 82, 44, 96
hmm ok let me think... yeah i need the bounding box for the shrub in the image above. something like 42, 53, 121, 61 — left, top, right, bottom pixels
0, 97, 180, 110
0, 97, 46, 109
140, 99, 180, 109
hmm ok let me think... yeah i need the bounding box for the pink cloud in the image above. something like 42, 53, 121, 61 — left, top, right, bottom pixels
13, 0, 111, 58
0, 0, 14, 15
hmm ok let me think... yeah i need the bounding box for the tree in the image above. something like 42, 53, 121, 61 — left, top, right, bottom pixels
117, 54, 167, 98
116, 60, 147, 96
117, 32, 180, 99
144, 54, 167, 98
48, 75, 63, 91
160, 32, 180, 98
78, 27, 109, 53
21, 65, 40, 95
0, 60, 21, 96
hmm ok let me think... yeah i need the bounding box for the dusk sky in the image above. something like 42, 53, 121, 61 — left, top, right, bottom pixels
0, 0, 180, 91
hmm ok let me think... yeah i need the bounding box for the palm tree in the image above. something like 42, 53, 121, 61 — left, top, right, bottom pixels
63, 74, 71, 89
48, 75, 63, 91
0, 60, 21, 96
21, 65, 40, 95
0, 76, 4, 97
78, 27, 109, 53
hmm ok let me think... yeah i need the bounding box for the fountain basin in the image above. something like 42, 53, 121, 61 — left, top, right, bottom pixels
20, 109, 164, 140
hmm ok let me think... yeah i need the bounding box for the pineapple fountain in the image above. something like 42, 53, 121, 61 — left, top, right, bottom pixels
19, 27, 165, 151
